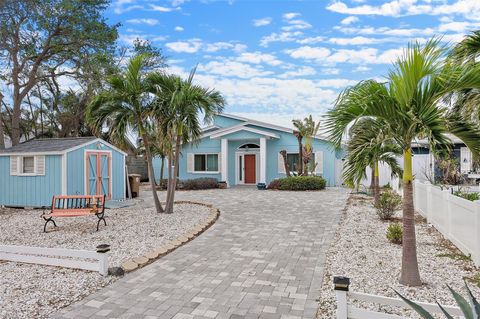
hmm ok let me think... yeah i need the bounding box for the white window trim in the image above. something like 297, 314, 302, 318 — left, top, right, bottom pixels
17, 155, 37, 176
193, 153, 220, 174
285, 152, 317, 175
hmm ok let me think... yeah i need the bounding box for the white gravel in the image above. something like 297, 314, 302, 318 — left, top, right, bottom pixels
0, 200, 212, 319
317, 194, 480, 319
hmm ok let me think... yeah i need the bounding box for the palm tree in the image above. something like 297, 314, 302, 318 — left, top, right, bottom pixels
301, 115, 321, 175
344, 118, 402, 204
87, 54, 164, 213
292, 119, 306, 174
151, 68, 225, 214
326, 38, 480, 286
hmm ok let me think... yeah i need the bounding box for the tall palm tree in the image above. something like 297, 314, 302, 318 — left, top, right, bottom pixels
301, 115, 321, 175
87, 54, 164, 213
292, 119, 306, 174
326, 38, 480, 286
344, 118, 402, 204
151, 68, 225, 214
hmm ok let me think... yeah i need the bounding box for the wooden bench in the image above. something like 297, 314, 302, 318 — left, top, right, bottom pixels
42, 195, 107, 233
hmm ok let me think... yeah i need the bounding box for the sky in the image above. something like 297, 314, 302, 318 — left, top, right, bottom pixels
106, 0, 480, 127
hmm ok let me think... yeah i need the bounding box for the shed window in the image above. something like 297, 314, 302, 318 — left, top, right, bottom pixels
22, 156, 35, 174
194, 154, 218, 172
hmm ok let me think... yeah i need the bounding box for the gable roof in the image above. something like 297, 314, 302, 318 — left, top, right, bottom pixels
209, 125, 280, 139
0, 137, 128, 156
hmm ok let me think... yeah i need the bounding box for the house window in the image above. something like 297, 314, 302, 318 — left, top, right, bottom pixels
194, 154, 218, 172
22, 156, 35, 174
286, 153, 315, 173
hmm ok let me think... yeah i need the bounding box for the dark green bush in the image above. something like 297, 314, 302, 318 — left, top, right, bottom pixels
453, 190, 480, 201
156, 178, 218, 190
386, 223, 403, 244
268, 176, 326, 191
375, 190, 402, 220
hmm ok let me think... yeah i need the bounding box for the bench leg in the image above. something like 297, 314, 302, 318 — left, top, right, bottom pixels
96, 215, 107, 231
43, 217, 57, 233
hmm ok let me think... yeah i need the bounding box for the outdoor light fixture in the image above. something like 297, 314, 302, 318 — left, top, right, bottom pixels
333, 276, 350, 291
96, 244, 110, 253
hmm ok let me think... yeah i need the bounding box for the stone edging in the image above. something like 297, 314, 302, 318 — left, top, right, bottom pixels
120, 201, 220, 273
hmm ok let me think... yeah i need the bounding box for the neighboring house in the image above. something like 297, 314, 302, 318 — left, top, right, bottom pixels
154, 114, 345, 187
0, 137, 127, 207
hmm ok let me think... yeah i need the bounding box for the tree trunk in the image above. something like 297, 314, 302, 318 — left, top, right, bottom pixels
370, 165, 375, 197
160, 155, 165, 185
142, 133, 164, 213
165, 135, 181, 214
399, 148, 422, 286
296, 135, 303, 175
280, 150, 291, 177
11, 96, 21, 146
0, 93, 4, 150
374, 161, 380, 205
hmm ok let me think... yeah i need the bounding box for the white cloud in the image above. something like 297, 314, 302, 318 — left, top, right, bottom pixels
253, 17, 272, 27
236, 52, 282, 66
282, 19, 312, 31
354, 65, 371, 72
174, 26, 184, 32
260, 31, 303, 47
316, 79, 358, 88
278, 66, 316, 78
126, 18, 159, 26
287, 46, 331, 60
166, 39, 203, 53
150, 4, 175, 12
171, 0, 189, 6
112, 0, 143, 14
329, 36, 390, 45
341, 16, 359, 25
283, 12, 301, 20
204, 42, 247, 53
321, 68, 341, 75
297, 36, 326, 45
198, 61, 274, 79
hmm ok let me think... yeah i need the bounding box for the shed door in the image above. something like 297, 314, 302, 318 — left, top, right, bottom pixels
86, 152, 111, 199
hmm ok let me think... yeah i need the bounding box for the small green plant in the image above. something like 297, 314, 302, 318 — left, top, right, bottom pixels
394, 281, 480, 318
383, 182, 392, 189
454, 190, 480, 201
386, 223, 403, 244
375, 190, 402, 220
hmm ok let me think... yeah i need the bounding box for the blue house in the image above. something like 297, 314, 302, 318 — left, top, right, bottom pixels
0, 137, 127, 207
154, 114, 344, 187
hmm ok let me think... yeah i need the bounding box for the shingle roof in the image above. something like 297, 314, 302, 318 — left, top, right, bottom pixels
0, 137, 97, 154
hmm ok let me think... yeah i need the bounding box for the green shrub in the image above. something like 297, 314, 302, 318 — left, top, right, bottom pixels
268, 176, 326, 191
375, 190, 402, 220
453, 190, 480, 201
181, 178, 218, 190
383, 182, 391, 189
386, 223, 403, 244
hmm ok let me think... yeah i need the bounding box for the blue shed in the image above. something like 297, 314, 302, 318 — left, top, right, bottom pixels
0, 137, 127, 208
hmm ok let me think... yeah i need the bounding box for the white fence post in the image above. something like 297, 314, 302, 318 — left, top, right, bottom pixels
443, 189, 452, 239
426, 183, 432, 223
334, 276, 350, 319
96, 244, 110, 276
475, 201, 480, 267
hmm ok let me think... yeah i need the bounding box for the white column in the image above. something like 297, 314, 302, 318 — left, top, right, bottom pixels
221, 138, 228, 185
260, 137, 266, 184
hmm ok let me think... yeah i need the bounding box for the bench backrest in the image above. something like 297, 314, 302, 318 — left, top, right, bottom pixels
51, 195, 106, 214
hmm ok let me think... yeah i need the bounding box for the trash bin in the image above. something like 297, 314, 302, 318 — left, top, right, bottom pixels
128, 174, 141, 198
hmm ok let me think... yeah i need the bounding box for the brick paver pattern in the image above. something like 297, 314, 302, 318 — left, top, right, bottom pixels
55, 187, 348, 319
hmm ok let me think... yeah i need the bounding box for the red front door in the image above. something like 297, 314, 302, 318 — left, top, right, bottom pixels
244, 154, 256, 184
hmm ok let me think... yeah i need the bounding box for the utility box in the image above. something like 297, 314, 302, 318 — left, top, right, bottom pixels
128, 174, 141, 198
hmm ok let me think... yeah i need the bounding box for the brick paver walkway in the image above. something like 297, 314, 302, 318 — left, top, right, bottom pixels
55, 187, 348, 319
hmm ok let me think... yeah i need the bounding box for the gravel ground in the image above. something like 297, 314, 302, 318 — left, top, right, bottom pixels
317, 194, 480, 319
0, 200, 212, 319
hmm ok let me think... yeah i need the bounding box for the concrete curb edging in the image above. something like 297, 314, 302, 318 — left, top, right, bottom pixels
120, 201, 220, 273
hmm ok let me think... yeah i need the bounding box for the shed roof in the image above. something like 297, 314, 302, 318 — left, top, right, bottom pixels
0, 137, 97, 154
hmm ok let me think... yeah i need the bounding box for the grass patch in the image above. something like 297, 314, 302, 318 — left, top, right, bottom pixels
466, 273, 480, 288
436, 252, 472, 262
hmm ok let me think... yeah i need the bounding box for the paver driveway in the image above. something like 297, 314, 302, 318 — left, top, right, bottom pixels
56, 187, 348, 319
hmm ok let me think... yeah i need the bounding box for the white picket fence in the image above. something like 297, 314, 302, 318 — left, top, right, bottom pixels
414, 180, 480, 267
334, 277, 463, 319
0, 244, 110, 275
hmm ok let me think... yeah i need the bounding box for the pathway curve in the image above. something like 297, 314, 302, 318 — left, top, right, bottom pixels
56, 187, 348, 319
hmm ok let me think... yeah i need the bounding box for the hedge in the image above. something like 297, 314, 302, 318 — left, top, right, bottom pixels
157, 178, 219, 190
267, 176, 326, 191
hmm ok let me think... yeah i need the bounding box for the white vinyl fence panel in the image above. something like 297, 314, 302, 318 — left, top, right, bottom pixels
414, 180, 480, 266
334, 276, 464, 319
0, 245, 109, 275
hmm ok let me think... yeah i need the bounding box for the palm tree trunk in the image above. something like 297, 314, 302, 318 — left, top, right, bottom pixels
280, 150, 291, 177
370, 165, 375, 197
399, 148, 421, 286
297, 136, 303, 175
166, 135, 181, 214
166, 150, 174, 211
374, 161, 380, 205
160, 155, 165, 186
142, 133, 164, 213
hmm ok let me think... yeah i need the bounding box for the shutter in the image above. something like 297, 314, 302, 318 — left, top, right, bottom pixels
278, 152, 285, 174
10, 156, 18, 175
36, 155, 46, 175
315, 151, 324, 175
187, 153, 195, 173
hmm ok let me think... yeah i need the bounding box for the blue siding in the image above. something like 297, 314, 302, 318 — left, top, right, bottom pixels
0, 155, 62, 207
153, 116, 342, 187
67, 141, 125, 200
